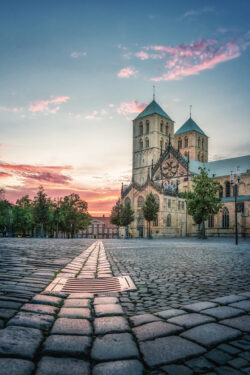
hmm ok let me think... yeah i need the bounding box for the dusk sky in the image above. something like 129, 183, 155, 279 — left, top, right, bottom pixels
0, 0, 250, 215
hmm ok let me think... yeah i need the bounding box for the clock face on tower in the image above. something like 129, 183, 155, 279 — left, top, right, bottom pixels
162, 160, 178, 177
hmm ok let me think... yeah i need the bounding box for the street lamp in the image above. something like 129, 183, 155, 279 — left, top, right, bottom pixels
230, 166, 241, 245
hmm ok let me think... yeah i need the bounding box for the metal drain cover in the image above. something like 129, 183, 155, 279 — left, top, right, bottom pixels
45, 276, 136, 294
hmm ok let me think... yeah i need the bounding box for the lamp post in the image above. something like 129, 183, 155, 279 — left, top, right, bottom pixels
230, 166, 240, 245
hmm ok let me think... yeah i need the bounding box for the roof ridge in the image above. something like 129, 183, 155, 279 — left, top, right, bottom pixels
134, 99, 172, 121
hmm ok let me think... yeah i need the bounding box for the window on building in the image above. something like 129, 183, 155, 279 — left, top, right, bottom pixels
201, 154, 204, 162
225, 181, 231, 197
139, 122, 143, 136
219, 185, 223, 198
153, 215, 158, 226
160, 139, 163, 150
165, 142, 168, 149
182, 201, 185, 210
124, 197, 131, 205
178, 138, 182, 149
160, 122, 163, 133
168, 199, 171, 208
198, 137, 200, 148
138, 196, 144, 208
202, 138, 204, 150
146, 121, 149, 134
167, 214, 171, 227
178, 201, 181, 210
139, 139, 143, 150
198, 152, 200, 161
184, 137, 188, 148
208, 215, 214, 228
222, 207, 229, 229
145, 138, 149, 148
166, 125, 169, 135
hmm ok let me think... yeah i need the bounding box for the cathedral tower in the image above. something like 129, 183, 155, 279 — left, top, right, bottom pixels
132, 100, 174, 185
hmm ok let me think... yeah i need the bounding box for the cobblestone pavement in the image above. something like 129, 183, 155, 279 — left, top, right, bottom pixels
0, 238, 249, 375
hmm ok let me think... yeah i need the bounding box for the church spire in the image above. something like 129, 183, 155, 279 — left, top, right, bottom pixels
189, 104, 192, 118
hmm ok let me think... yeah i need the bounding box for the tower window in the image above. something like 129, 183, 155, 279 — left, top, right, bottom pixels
222, 207, 229, 229
167, 214, 171, 227
201, 154, 204, 162
153, 215, 158, 226
198, 152, 200, 161
219, 185, 223, 198
198, 137, 200, 148
160, 139, 163, 150
145, 138, 149, 148
225, 182, 231, 197
166, 125, 169, 135
178, 201, 181, 210
202, 138, 204, 150
139, 139, 143, 150
184, 137, 188, 148
178, 138, 182, 149
146, 121, 149, 134
138, 196, 144, 208
139, 122, 143, 136
168, 199, 171, 208
208, 215, 214, 228
160, 122, 163, 133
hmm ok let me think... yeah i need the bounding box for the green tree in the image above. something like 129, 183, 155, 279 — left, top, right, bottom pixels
183, 167, 222, 239
110, 199, 123, 229
33, 186, 52, 237
0, 189, 12, 236
12, 195, 33, 236
120, 201, 134, 238
142, 192, 159, 239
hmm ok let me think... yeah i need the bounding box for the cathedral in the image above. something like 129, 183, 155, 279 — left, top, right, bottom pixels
121, 98, 250, 238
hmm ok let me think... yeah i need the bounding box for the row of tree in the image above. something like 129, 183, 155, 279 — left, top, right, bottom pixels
0, 187, 91, 238
110, 167, 222, 239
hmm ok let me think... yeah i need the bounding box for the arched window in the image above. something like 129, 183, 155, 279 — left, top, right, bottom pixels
168, 199, 171, 208
219, 185, 223, 198
124, 197, 131, 205
225, 182, 231, 197
184, 137, 188, 148
160, 122, 163, 133
198, 152, 200, 161
198, 137, 200, 148
202, 138, 204, 150
222, 207, 229, 229
208, 215, 214, 228
138, 196, 144, 208
166, 125, 169, 135
146, 121, 149, 134
160, 139, 163, 150
145, 138, 149, 148
139, 139, 143, 150
167, 214, 171, 227
153, 215, 158, 226
201, 154, 204, 162
178, 201, 181, 210
139, 122, 143, 136
178, 138, 182, 149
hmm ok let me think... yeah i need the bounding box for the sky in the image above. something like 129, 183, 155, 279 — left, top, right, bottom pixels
0, 0, 250, 215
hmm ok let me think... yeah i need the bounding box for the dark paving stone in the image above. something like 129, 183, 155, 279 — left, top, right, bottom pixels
51, 318, 92, 335
228, 357, 249, 369
133, 321, 183, 341
32, 294, 62, 306
94, 304, 124, 317
0, 300, 22, 309
92, 359, 143, 375
220, 315, 250, 333
0, 319, 4, 328
186, 356, 214, 372
155, 309, 187, 320
0, 358, 35, 375
230, 338, 250, 350
0, 308, 17, 320
217, 343, 241, 355
229, 300, 250, 312
42, 334, 91, 357
212, 295, 246, 305
0, 326, 43, 359
36, 356, 90, 375
161, 364, 193, 375
63, 299, 90, 308
94, 297, 119, 304
205, 348, 233, 365
181, 323, 242, 348
91, 333, 139, 361
202, 306, 244, 320
140, 336, 206, 367
182, 301, 217, 312
21, 303, 58, 315
94, 316, 129, 334
7, 311, 54, 330
239, 351, 250, 361
215, 366, 244, 374
130, 314, 161, 327
168, 312, 215, 328
58, 307, 91, 319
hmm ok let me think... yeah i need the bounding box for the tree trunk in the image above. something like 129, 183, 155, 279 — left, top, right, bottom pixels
201, 220, 206, 239
126, 226, 129, 239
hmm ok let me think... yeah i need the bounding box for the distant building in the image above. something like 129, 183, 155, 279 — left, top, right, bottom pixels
121, 98, 250, 237
82, 215, 118, 239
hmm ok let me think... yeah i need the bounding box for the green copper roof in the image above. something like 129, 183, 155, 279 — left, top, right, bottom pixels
134, 100, 172, 121
175, 117, 206, 136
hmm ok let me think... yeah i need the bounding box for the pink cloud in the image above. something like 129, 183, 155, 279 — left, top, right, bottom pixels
0, 106, 23, 113
29, 96, 70, 114
0, 171, 12, 178
136, 51, 149, 60
70, 51, 87, 58
117, 100, 147, 117
117, 67, 138, 78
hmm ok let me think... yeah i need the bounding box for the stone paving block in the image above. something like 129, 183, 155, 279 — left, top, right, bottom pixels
212, 295, 246, 305
51, 318, 92, 335
32, 294, 62, 306
239, 351, 250, 361
0, 308, 16, 320
215, 366, 243, 374
133, 321, 183, 341
0, 319, 4, 328
217, 343, 241, 355
229, 338, 250, 350
0, 300, 22, 309
168, 312, 215, 328
21, 303, 58, 315
0, 326, 43, 359
239, 292, 250, 298
67, 293, 93, 299
140, 336, 206, 367
130, 313, 161, 327
182, 301, 217, 312
7, 311, 54, 330
185, 356, 214, 372
228, 357, 249, 369
63, 299, 90, 308
94, 316, 129, 334
94, 303, 124, 317
202, 306, 244, 320
92, 359, 143, 375
205, 348, 233, 365
0, 358, 35, 375
94, 297, 119, 304
181, 323, 242, 348
91, 333, 139, 361
229, 300, 250, 312
220, 315, 250, 333
36, 356, 90, 375
58, 307, 91, 319
155, 309, 187, 320
161, 364, 193, 375
42, 334, 91, 357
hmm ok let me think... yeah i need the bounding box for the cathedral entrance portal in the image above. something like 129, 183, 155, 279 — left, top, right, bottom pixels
137, 216, 144, 238
138, 226, 144, 238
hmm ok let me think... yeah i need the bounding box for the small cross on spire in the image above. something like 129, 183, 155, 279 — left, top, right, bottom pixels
189, 104, 192, 118
153, 85, 155, 100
